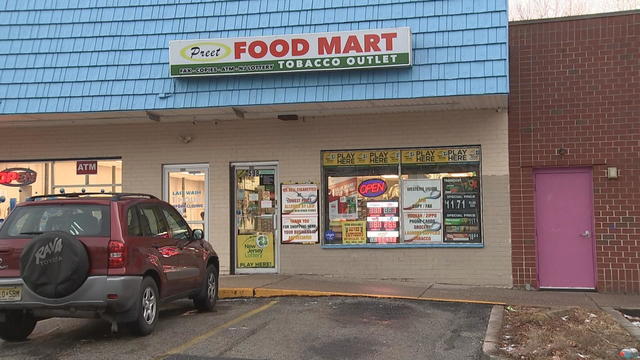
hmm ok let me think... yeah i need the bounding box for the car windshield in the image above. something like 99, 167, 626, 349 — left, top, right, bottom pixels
0, 204, 110, 237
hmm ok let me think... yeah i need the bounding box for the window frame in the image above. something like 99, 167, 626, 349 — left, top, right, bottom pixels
320, 146, 484, 249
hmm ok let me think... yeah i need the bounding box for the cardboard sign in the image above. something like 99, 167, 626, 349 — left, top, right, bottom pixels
76, 161, 98, 175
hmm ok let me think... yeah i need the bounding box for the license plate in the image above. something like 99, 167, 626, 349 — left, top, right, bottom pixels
0, 286, 21, 301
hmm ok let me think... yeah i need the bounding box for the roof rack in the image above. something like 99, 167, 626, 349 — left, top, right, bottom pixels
26, 193, 158, 202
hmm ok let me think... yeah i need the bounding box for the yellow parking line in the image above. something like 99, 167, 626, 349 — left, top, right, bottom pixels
155, 300, 278, 360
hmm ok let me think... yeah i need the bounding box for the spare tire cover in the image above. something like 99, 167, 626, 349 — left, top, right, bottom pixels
20, 231, 90, 299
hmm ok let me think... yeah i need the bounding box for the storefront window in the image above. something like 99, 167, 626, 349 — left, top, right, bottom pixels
322, 147, 482, 247
0, 159, 122, 226
163, 165, 208, 233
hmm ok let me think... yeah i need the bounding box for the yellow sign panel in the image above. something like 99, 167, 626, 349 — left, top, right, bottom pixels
323, 150, 401, 166
323, 147, 480, 166
401, 147, 481, 164
342, 221, 367, 244
236, 234, 275, 268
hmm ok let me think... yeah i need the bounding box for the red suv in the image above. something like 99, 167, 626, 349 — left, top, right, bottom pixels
0, 193, 219, 341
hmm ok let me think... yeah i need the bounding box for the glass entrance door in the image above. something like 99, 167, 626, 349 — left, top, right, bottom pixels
232, 163, 278, 274
163, 164, 209, 234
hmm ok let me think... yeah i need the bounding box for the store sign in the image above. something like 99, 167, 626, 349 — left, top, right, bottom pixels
281, 184, 318, 216
281, 184, 319, 244
76, 161, 98, 175
341, 221, 367, 244
169, 27, 411, 77
236, 234, 275, 268
323, 147, 481, 166
358, 179, 387, 197
402, 179, 442, 210
0, 168, 37, 187
403, 212, 443, 242
282, 216, 318, 243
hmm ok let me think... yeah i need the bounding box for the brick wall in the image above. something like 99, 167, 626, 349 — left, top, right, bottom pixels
0, 109, 511, 286
509, 12, 640, 292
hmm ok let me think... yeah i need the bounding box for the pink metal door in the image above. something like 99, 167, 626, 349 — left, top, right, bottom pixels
535, 168, 595, 289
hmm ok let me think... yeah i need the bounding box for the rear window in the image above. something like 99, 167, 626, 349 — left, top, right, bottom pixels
0, 204, 110, 238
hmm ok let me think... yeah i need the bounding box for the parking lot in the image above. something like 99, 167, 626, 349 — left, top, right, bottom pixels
0, 297, 491, 360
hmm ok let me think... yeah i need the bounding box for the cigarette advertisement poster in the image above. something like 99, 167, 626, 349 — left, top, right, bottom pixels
342, 221, 367, 244
281, 184, 319, 215
402, 211, 442, 242
401, 179, 442, 211
236, 234, 275, 268
280, 184, 319, 244
328, 178, 358, 221
442, 177, 482, 243
282, 216, 319, 243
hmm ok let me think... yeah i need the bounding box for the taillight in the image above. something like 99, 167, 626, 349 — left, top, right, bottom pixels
108, 240, 126, 268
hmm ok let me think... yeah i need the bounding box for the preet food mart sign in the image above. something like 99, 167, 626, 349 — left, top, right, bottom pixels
169, 27, 411, 77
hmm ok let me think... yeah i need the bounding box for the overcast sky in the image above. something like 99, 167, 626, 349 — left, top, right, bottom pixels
509, 0, 640, 20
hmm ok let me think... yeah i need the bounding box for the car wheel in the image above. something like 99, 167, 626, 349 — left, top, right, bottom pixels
0, 311, 37, 342
194, 265, 218, 312
127, 277, 159, 336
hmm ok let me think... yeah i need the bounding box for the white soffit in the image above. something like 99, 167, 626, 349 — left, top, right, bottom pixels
0, 94, 507, 127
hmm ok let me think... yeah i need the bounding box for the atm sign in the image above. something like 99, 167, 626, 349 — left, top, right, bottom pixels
77, 161, 98, 175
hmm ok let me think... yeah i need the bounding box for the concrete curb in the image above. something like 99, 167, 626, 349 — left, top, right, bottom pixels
482, 305, 505, 359
602, 307, 640, 342
219, 287, 507, 306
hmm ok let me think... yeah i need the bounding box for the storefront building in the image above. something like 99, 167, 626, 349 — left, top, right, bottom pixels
0, 1, 510, 285
510, 11, 640, 293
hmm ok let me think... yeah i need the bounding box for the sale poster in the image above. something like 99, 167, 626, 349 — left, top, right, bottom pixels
342, 221, 367, 244
442, 177, 482, 243
328, 178, 358, 220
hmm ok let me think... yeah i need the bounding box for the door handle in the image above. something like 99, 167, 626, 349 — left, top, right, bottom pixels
580, 230, 591, 238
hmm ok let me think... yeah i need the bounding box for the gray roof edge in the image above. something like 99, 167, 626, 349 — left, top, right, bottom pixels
509, 9, 640, 26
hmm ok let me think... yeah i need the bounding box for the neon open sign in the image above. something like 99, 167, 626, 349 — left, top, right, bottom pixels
0, 168, 37, 187
358, 179, 387, 197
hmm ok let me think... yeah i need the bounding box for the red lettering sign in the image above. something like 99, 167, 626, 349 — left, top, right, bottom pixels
0, 168, 37, 187
358, 179, 387, 197
76, 161, 98, 175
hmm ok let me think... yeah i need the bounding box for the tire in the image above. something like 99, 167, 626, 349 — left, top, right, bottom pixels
193, 265, 218, 312
0, 311, 37, 342
20, 231, 89, 299
127, 277, 159, 336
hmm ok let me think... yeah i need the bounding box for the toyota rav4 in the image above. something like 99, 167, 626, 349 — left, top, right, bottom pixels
0, 193, 219, 341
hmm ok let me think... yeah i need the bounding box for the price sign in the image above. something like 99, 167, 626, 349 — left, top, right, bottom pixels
442, 177, 481, 243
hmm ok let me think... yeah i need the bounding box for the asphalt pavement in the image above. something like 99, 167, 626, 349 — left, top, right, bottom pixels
0, 297, 491, 360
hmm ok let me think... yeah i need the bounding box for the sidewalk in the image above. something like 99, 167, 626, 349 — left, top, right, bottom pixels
219, 274, 640, 309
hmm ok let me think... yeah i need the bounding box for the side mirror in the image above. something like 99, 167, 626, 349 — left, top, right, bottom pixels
192, 229, 204, 241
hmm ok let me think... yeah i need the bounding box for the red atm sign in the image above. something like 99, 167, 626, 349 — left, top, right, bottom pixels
76, 161, 98, 175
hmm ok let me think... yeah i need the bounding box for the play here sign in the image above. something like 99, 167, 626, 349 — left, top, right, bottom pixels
169, 27, 412, 77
